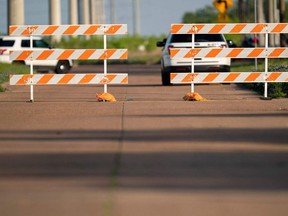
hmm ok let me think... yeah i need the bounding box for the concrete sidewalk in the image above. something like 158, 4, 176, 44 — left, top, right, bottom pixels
0, 64, 287, 216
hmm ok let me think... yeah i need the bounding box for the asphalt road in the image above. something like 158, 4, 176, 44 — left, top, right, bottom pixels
0, 64, 288, 216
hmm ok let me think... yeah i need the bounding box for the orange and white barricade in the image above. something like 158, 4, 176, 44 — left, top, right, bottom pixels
170, 23, 288, 99
9, 24, 128, 102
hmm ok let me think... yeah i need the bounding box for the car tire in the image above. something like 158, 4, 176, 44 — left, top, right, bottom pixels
55, 60, 71, 74
161, 69, 171, 86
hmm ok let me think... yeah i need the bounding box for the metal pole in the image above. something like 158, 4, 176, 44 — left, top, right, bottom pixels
30, 35, 34, 102
264, 31, 268, 98
254, 0, 258, 70
104, 35, 108, 93
191, 27, 195, 93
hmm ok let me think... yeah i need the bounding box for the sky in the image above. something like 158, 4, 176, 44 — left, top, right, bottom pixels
0, 0, 212, 36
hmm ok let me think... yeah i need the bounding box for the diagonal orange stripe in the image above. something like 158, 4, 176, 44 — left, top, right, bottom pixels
171, 24, 184, 34
184, 49, 201, 58
248, 48, 264, 58
57, 50, 74, 60
58, 74, 75, 84
63, 25, 80, 35
100, 74, 117, 84
170, 49, 180, 58
14, 50, 33, 60
16, 75, 32, 85
120, 50, 128, 59
37, 74, 54, 84
42, 26, 59, 35
245, 73, 261, 82
230, 24, 246, 33
170, 73, 177, 81
79, 74, 96, 84
121, 76, 128, 84
36, 50, 54, 60
9, 26, 17, 35
105, 25, 122, 34
268, 48, 285, 58
251, 24, 266, 33
224, 73, 240, 82
203, 74, 218, 82
206, 49, 222, 58
193, 24, 205, 33
209, 24, 225, 33
106, 74, 117, 83
21, 26, 38, 35
271, 24, 287, 33
266, 72, 281, 81
227, 48, 244, 58
84, 25, 101, 34
182, 74, 193, 83
99, 50, 116, 59
78, 50, 95, 60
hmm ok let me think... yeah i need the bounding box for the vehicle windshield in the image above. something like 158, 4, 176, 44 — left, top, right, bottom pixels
171, 34, 225, 43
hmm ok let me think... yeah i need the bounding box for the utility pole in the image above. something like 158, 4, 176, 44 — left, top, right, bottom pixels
49, 0, 61, 42
133, 0, 140, 35
279, 0, 287, 47
8, 0, 24, 34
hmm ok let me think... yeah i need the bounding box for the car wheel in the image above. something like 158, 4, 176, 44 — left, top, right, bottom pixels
55, 60, 71, 74
161, 69, 171, 86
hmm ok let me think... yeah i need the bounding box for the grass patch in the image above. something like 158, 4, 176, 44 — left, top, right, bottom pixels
0, 63, 30, 92
231, 59, 288, 98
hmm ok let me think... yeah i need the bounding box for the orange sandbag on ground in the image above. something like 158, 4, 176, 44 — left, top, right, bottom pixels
183, 92, 207, 101
96, 93, 116, 102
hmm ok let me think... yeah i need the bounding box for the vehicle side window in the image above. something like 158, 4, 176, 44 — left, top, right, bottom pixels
21, 40, 30, 47
171, 34, 224, 43
21, 40, 50, 48
0, 39, 15, 47
34, 40, 50, 48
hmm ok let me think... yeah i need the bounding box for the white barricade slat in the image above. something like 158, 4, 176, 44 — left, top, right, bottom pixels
170, 48, 288, 59
10, 74, 128, 85
171, 23, 288, 34
171, 72, 288, 84
9, 24, 128, 36
9, 49, 128, 61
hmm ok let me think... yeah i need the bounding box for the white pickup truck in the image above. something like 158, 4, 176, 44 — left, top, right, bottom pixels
0, 36, 72, 74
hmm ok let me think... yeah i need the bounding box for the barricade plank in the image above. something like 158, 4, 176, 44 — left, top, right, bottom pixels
9, 24, 128, 36
10, 74, 128, 85
170, 72, 288, 84
9, 49, 128, 61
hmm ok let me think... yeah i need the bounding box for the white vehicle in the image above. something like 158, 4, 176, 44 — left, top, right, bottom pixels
0, 36, 72, 74
157, 34, 231, 85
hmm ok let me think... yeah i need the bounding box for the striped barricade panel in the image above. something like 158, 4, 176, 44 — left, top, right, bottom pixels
10, 74, 128, 85
9, 24, 128, 36
170, 48, 288, 59
171, 23, 288, 34
9, 49, 128, 61
170, 72, 288, 84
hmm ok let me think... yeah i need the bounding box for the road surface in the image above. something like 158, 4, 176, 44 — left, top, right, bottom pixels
0, 64, 288, 216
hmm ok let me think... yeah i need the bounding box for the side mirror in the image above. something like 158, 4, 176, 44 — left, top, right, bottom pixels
156, 41, 164, 47
156, 38, 167, 47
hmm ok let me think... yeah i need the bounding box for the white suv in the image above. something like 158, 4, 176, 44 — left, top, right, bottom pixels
157, 34, 231, 85
0, 36, 72, 74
